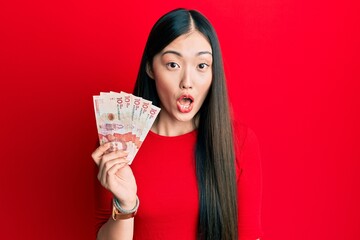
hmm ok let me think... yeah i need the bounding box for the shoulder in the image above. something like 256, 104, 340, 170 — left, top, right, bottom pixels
233, 121, 261, 174
233, 121, 260, 155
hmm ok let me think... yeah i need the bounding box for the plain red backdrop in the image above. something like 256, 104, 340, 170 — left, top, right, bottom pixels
1, 0, 359, 239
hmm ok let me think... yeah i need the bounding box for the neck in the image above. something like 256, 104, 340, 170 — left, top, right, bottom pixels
151, 116, 198, 136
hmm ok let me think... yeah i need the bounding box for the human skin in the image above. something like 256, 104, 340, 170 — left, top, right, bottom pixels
147, 30, 213, 136
92, 29, 213, 240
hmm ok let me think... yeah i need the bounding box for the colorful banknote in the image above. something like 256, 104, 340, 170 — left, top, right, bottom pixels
93, 91, 160, 164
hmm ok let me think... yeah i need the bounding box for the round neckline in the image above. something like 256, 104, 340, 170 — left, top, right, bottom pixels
148, 129, 197, 140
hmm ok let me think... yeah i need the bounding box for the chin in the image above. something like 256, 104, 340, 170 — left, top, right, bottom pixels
174, 113, 194, 121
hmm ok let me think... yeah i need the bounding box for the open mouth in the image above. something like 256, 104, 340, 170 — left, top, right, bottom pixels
177, 95, 194, 113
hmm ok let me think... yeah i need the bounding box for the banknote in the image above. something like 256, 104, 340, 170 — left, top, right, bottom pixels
93, 91, 160, 164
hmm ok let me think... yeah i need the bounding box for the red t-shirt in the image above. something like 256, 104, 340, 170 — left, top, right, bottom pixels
94, 124, 263, 239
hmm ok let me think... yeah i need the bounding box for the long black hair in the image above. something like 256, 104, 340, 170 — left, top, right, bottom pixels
133, 8, 238, 240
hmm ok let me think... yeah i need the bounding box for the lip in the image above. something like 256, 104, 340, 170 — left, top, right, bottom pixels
177, 94, 194, 113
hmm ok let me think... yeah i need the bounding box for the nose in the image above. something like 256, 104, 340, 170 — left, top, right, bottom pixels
180, 68, 193, 89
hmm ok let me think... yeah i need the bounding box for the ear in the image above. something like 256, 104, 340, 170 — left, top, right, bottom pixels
146, 62, 154, 79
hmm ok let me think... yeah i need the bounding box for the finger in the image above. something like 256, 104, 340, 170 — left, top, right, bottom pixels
105, 162, 129, 189
101, 149, 129, 163
99, 160, 128, 189
99, 150, 129, 171
97, 149, 129, 184
91, 142, 111, 165
100, 156, 129, 177
98, 157, 129, 186
108, 161, 128, 179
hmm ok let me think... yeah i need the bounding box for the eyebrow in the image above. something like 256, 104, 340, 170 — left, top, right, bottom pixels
161, 50, 213, 57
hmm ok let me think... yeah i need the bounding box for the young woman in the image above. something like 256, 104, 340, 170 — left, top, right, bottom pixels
92, 8, 263, 240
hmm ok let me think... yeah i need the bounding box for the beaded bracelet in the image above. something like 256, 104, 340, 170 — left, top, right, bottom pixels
113, 196, 140, 214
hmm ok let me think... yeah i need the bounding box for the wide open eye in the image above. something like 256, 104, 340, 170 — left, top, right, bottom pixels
198, 63, 210, 70
166, 62, 180, 69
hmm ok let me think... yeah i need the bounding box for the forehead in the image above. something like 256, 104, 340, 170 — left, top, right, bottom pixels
162, 30, 212, 54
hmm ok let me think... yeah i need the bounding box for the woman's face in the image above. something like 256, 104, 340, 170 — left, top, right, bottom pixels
149, 30, 213, 126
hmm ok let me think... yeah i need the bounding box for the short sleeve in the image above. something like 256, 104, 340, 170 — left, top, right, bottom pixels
234, 124, 264, 239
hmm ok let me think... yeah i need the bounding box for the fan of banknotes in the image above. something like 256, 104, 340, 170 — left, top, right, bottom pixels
93, 91, 160, 164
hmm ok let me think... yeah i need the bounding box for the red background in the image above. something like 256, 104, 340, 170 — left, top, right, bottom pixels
1, 0, 359, 239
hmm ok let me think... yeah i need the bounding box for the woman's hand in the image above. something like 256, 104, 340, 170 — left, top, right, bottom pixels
92, 142, 137, 210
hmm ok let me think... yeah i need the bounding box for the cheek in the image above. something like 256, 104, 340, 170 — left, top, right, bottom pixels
201, 69, 212, 84
154, 69, 180, 91
199, 75, 212, 94
155, 78, 173, 94
200, 82, 212, 104
154, 77, 176, 103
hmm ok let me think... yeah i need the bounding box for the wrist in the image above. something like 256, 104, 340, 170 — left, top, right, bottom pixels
117, 197, 137, 211
112, 196, 139, 220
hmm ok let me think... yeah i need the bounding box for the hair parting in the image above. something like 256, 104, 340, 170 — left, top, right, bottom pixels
133, 8, 238, 239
